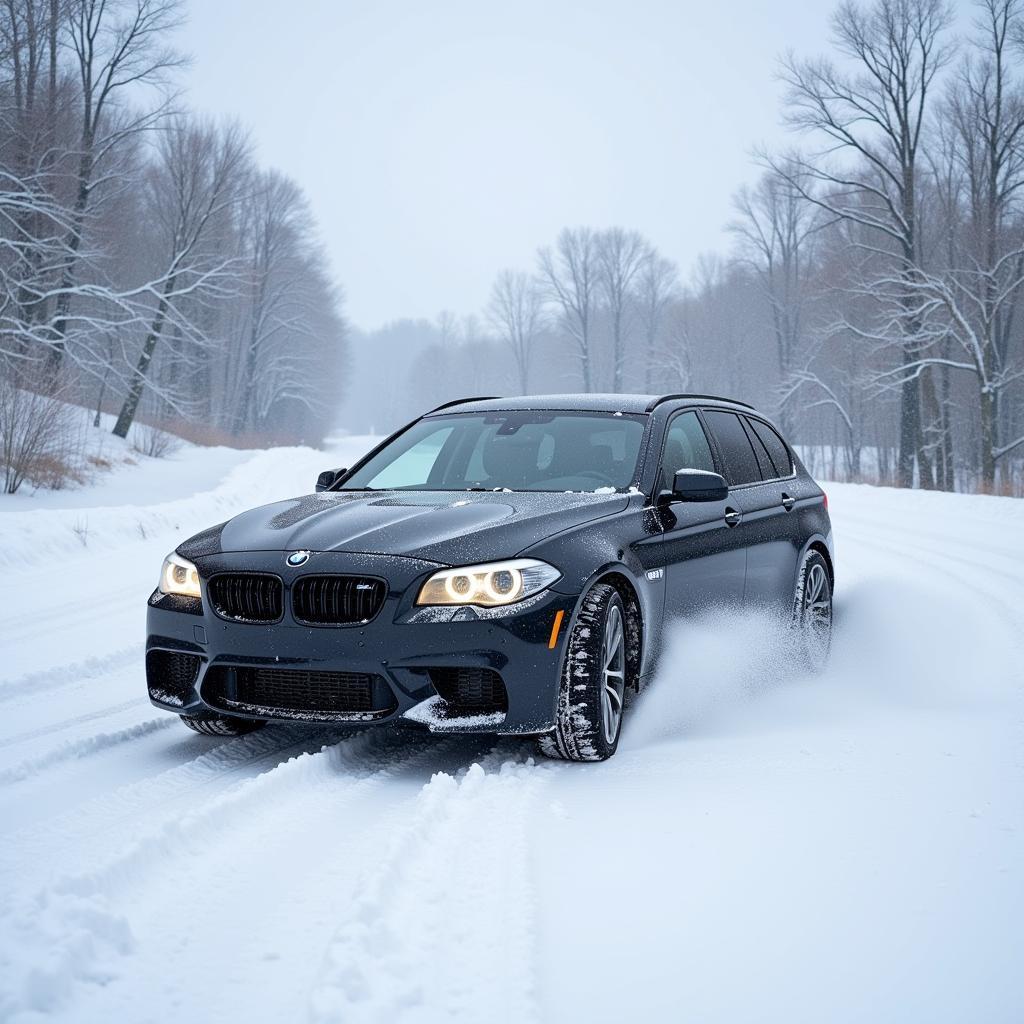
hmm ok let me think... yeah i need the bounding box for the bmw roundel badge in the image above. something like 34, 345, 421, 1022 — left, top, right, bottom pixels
287, 550, 310, 567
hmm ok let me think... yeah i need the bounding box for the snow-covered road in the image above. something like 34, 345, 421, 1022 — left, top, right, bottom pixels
1, 437, 1022, 1023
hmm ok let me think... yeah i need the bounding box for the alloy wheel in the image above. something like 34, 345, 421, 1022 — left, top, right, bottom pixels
601, 603, 626, 744
801, 561, 832, 668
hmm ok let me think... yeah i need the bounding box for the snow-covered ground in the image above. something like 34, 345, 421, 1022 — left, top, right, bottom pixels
1, 434, 1022, 1023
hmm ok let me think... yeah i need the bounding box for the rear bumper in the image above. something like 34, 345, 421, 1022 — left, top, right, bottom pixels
145, 549, 576, 734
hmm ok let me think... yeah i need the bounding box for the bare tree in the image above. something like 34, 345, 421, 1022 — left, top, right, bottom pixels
486, 269, 544, 394
937, 0, 1024, 484
0, 0, 64, 342
0, 2, 347, 459
224, 170, 314, 430
731, 160, 822, 432
635, 250, 680, 392
778, 0, 957, 487
48, 0, 184, 366
112, 117, 250, 438
596, 227, 647, 391
857, 0, 1024, 488
537, 227, 599, 391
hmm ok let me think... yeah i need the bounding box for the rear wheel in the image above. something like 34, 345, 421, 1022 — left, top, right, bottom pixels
179, 712, 266, 737
794, 549, 832, 671
539, 583, 627, 762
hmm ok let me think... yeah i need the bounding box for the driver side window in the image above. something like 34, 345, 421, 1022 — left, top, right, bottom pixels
660, 411, 716, 489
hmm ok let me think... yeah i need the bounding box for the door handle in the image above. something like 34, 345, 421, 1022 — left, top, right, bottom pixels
724, 507, 742, 528
781, 493, 796, 512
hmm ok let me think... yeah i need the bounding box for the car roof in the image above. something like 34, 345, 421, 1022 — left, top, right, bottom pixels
425, 393, 756, 416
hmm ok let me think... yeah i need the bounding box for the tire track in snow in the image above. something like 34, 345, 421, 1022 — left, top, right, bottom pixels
0, 723, 361, 883
840, 523, 1024, 643
0, 645, 142, 707
0, 698, 147, 752
309, 742, 547, 1024
838, 509, 1023, 589
0, 589, 138, 650
0, 717, 175, 784
0, 728, 463, 1020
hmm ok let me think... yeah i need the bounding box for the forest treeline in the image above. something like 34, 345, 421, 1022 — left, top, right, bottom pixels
0, 0, 347, 491
350, 0, 1024, 496
4, 0, 1024, 497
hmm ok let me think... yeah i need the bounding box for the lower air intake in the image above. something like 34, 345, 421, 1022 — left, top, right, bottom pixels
203, 666, 397, 719
428, 667, 508, 716
146, 649, 201, 706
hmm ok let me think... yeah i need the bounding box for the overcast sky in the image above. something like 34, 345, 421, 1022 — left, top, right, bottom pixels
179, 1, 852, 329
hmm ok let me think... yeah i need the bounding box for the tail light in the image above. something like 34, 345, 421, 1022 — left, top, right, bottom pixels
822, 491, 829, 511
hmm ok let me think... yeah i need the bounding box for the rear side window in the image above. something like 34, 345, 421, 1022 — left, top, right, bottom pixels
703, 410, 762, 485
742, 419, 775, 480
660, 411, 716, 488
747, 418, 793, 477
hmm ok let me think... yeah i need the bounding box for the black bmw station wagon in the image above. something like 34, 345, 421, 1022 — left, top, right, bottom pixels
146, 394, 834, 761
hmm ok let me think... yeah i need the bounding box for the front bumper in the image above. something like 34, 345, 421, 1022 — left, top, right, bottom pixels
146, 549, 576, 734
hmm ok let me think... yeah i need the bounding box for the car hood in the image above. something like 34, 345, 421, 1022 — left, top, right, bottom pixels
178, 490, 631, 566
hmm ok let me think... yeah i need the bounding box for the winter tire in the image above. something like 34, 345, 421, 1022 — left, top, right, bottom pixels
539, 583, 628, 762
794, 549, 832, 672
179, 712, 266, 736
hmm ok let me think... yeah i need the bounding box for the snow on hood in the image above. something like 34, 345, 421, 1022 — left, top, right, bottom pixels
179, 489, 631, 565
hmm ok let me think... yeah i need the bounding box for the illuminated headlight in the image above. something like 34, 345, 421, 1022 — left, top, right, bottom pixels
158, 552, 202, 599
416, 558, 560, 607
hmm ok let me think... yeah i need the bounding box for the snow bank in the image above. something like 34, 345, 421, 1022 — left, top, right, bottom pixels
0, 435, 380, 572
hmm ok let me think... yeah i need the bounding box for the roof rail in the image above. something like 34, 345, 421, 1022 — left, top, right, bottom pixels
426, 395, 503, 414
645, 393, 754, 412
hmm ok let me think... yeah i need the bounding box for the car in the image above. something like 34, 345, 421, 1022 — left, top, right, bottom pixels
146, 393, 834, 761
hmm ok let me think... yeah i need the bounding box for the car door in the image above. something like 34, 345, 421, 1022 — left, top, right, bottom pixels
740, 415, 803, 608
634, 409, 746, 620
699, 409, 772, 607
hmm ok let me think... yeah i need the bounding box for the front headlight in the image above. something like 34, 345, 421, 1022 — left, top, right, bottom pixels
416, 558, 560, 607
159, 552, 201, 599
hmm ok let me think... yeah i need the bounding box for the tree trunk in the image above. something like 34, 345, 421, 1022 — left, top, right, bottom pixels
979, 384, 996, 492
112, 281, 174, 439
643, 328, 655, 392
918, 367, 939, 490
611, 310, 623, 392
898, 355, 918, 488
938, 359, 954, 491
579, 335, 591, 392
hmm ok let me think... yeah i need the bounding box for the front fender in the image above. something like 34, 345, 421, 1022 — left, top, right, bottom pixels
525, 505, 666, 687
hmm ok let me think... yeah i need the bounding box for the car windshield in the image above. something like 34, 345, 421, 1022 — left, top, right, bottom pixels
341, 411, 647, 492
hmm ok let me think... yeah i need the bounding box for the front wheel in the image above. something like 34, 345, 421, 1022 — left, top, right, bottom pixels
179, 712, 266, 737
794, 549, 832, 671
539, 583, 628, 762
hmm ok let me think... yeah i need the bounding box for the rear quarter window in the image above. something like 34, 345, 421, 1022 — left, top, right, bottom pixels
747, 418, 793, 477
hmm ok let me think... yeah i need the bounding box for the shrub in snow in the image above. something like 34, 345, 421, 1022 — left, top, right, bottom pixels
131, 422, 180, 460
0, 368, 78, 494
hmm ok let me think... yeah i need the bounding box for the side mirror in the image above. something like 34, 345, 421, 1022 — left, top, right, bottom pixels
661, 468, 729, 503
315, 468, 347, 492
